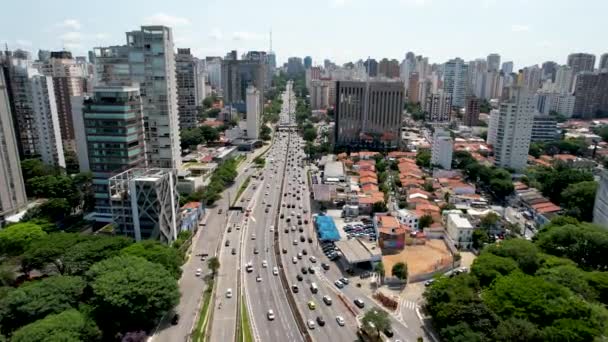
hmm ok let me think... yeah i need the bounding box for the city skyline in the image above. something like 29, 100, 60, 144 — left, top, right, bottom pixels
1, 0, 607, 67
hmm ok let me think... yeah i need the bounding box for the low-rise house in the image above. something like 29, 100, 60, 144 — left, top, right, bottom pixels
375, 215, 407, 251
394, 208, 419, 230
444, 211, 474, 249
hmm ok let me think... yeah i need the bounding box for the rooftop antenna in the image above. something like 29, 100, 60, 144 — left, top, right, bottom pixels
269, 29, 273, 52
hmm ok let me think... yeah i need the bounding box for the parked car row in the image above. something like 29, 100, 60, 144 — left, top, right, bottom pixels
344, 222, 377, 241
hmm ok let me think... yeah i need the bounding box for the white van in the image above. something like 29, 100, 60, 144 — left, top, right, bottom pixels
310, 282, 318, 294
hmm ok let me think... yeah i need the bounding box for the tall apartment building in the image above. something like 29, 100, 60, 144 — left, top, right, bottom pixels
486, 109, 499, 146
501, 61, 514, 75
0, 68, 28, 226
487, 53, 501, 72
531, 115, 559, 142
553, 65, 574, 94
221, 54, 266, 113
378, 58, 400, 78
310, 79, 330, 110
246, 86, 261, 139
364, 59, 378, 77
593, 170, 608, 228
431, 129, 453, 170
205, 57, 222, 89
176, 48, 203, 129
109, 168, 180, 243
572, 71, 608, 119
494, 87, 535, 170
522, 65, 542, 92
464, 96, 480, 126
76, 85, 148, 223
541, 61, 558, 82
407, 72, 420, 103
287, 57, 304, 76
334, 80, 404, 150
303, 56, 312, 69
443, 58, 468, 107
567, 53, 596, 75
94, 26, 181, 169
600, 53, 608, 71
425, 90, 452, 122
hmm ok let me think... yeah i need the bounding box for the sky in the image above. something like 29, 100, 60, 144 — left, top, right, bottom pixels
1, 0, 607, 69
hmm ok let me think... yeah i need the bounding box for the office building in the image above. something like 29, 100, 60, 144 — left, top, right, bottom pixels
109, 168, 180, 243
205, 57, 222, 89
593, 170, 608, 228
378, 58, 400, 78
494, 87, 535, 170
407, 72, 420, 103
522, 65, 542, 92
78, 85, 147, 222
572, 71, 608, 119
364, 59, 378, 77
221, 54, 266, 113
464, 96, 480, 126
536, 91, 576, 117
310, 79, 330, 110
501, 61, 514, 75
425, 90, 452, 122
176, 48, 203, 129
486, 109, 499, 146
531, 115, 559, 142
567, 53, 596, 74
334, 80, 404, 149
553, 65, 574, 94
287, 57, 304, 76
246, 86, 261, 139
0, 68, 28, 226
541, 61, 558, 81
94, 26, 182, 169
600, 53, 608, 71
487, 53, 501, 72
431, 129, 453, 170
443, 57, 468, 107
304, 56, 312, 69
37, 50, 51, 62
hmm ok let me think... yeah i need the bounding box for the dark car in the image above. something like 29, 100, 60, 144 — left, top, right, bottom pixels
300, 235, 306, 242
292, 285, 299, 293
282, 248, 288, 254
304, 219, 309, 224
354, 299, 365, 308
316, 316, 326, 326
321, 263, 330, 270
301, 267, 308, 274
253, 248, 259, 254
308, 266, 315, 274
225, 240, 230, 247
280, 213, 284, 219
308, 237, 313, 243
302, 249, 308, 255
298, 220, 302, 225
286, 218, 291, 223
297, 274, 303, 281
231, 248, 236, 255
171, 314, 180, 325
383, 328, 394, 337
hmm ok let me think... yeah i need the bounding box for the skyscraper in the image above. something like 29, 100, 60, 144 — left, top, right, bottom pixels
303, 56, 312, 69
205, 57, 222, 89
364, 59, 378, 77
176, 48, 203, 129
487, 53, 501, 72
246, 86, 261, 139
501, 61, 514, 75
593, 170, 608, 228
541, 61, 558, 82
334, 80, 404, 149
599, 53, 608, 71
407, 72, 420, 103
0, 68, 28, 226
464, 96, 480, 126
221, 53, 266, 112
572, 71, 608, 119
94, 26, 182, 169
494, 87, 535, 170
425, 90, 452, 122
553, 65, 574, 94
567, 53, 596, 74
287, 57, 304, 75
443, 57, 469, 107
522, 65, 542, 92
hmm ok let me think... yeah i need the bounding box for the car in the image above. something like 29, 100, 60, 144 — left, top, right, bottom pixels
336, 315, 345, 326
226, 288, 233, 298
195, 268, 202, 277
256, 275, 262, 282
334, 280, 344, 289
292, 284, 299, 293
307, 320, 316, 329
272, 267, 278, 275
218, 208, 223, 214
308, 266, 315, 274
300, 235, 306, 242
267, 309, 275, 321
293, 239, 298, 245
171, 313, 180, 325
284, 228, 289, 233
286, 217, 291, 223
424, 279, 435, 287
383, 328, 394, 337
292, 256, 298, 263
339, 277, 349, 285
297, 252, 303, 259
225, 240, 230, 247
231, 248, 237, 255
301, 267, 308, 274
316, 316, 326, 326
253, 248, 259, 254
353, 298, 365, 308
304, 219, 309, 224
307, 301, 316, 310
323, 295, 332, 305
282, 248, 287, 254
291, 225, 297, 231
262, 260, 268, 268
227, 226, 232, 233
251, 233, 256, 240
296, 274, 303, 281
280, 214, 284, 219
302, 249, 308, 255
298, 220, 302, 225
299, 227, 304, 233
321, 263, 330, 270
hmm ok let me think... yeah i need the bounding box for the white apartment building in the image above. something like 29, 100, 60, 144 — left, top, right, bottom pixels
553, 65, 574, 94
494, 87, 535, 170
394, 209, 419, 230
487, 109, 500, 146
425, 90, 452, 122
431, 129, 453, 170
445, 212, 474, 249
310, 80, 330, 110
246, 86, 261, 140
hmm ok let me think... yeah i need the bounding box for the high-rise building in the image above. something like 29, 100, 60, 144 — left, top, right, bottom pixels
593, 170, 608, 228
221, 54, 266, 113
553, 65, 574, 94
522, 65, 542, 92
37, 50, 51, 63
205, 57, 222, 89
407, 72, 420, 103
364, 59, 378, 77
0, 68, 28, 226
176, 48, 203, 129
486, 109, 499, 146
109, 168, 180, 243
425, 90, 452, 122
303, 56, 312, 69
443, 57, 468, 107
600, 53, 608, 71
531, 115, 559, 142
567, 53, 596, 74
431, 129, 453, 170
287, 57, 304, 76
501, 61, 514, 75
310, 80, 330, 110
541, 61, 558, 82
464, 96, 480, 126
77, 85, 147, 222
378, 58, 400, 78
246, 86, 261, 139
334, 80, 404, 149
494, 87, 535, 170
94, 26, 181, 169
487, 53, 501, 72
572, 71, 608, 119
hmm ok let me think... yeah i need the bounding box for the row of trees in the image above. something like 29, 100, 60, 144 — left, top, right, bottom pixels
0, 221, 182, 340
528, 138, 589, 158
180, 125, 221, 150
181, 157, 239, 206
453, 151, 514, 200
423, 217, 608, 342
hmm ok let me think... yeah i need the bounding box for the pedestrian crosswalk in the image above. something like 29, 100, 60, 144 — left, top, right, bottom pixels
401, 300, 419, 310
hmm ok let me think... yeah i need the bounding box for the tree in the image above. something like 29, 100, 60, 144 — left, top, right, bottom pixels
37, 198, 72, 221
20, 159, 57, 182
560, 181, 597, 222
303, 127, 317, 142
529, 142, 544, 158
471, 253, 519, 287
480, 212, 499, 229
63, 150, 80, 174
392, 262, 408, 281
86, 255, 179, 334
20, 233, 85, 275
121, 241, 184, 279
472, 229, 490, 250
374, 261, 386, 284
260, 124, 271, 141
415, 150, 431, 168
361, 309, 391, 337
419, 215, 433, 229
208, 256, 220, 277
180, 128, 203, 149
202, 96, 214, 109
58, 235, 132, 276
10, 309, 101, 342
489, 179, 514, 199
200, 125, 219, 142
485, 239, 541, 274
0, 276, 86, 334
371, 201, 388, 214
0, 222, 47, 257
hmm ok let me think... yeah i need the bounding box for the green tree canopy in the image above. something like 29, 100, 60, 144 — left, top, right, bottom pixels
560, 181, 597, 222
303, 127, 317, 142
419, 215, 433, 229
415, 150, 431, 168
121, 241, 183, 279
61, 235, 133, 276
86, 255, 179, 333
10, 309, 101, 342
485, 239, 541, 274
0, 276, 86, 334
361, 309, 391, 337
208, 256, 220, 277
471, 253, 519, 287
0, 222, 47, 257
391, 262, 408, 280
180, 128, 203, 149
200, 125, 220, 142
21, 233, 85, 275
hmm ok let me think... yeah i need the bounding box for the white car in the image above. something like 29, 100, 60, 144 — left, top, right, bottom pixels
195, 268, 202, 277
262, 260, 268, 268
270, 225, 274, 232
273, 266, 279, 275
309, 256, 317, 263
267, 309, 275, 321
307, 320, 316, 329
297, 253, 303, 259
256, 275, 262, 282
251, 234, 256, 240
336, 315, 345, 326
292, 257, 298, 264
226, 288, 233, 298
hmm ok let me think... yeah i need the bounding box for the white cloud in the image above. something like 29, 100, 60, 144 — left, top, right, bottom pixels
209, 28, 223, 41
15, 39, 32, 47
60, 31, 83, 43
511, 24, 530, 32
538, 40, 553, 48
58, 19, 81, 30
143, 13, 191, 27
63, 42, 83, 50
232, 31, 263, 41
